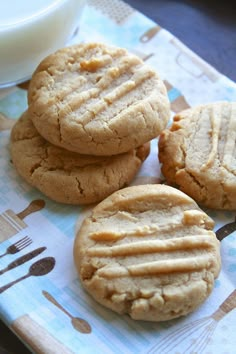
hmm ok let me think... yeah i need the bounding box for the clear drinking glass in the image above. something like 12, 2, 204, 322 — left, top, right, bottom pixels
0, 0, 86, 88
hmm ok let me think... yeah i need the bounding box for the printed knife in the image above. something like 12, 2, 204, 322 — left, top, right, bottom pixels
0, 246, 46, 275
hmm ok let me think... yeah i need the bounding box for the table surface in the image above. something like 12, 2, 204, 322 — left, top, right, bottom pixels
0, 0, 235, 353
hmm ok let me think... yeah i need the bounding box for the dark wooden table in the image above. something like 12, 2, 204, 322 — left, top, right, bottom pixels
126, 0, 236, 82
0, 1, 235, 353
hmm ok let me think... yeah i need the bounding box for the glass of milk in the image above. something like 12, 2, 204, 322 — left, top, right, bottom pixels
0, 0, 86, 88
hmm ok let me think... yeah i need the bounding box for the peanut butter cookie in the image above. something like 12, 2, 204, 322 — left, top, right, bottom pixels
10, 112, 150, 205
74, 184, 221, 321
28, 42, 170, 155
158, 101, 236, 209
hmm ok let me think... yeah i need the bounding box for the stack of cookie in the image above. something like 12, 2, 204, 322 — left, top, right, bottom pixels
10, 42, 170, 204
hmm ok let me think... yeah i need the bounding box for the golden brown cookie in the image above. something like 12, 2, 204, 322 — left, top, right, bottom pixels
10, 112, 150, 205
74, 184, 221, 321
158, 101, 236, 210
28, 42, 170, 156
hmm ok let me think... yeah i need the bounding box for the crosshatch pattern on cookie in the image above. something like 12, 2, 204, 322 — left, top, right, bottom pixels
28, 43, 170, 156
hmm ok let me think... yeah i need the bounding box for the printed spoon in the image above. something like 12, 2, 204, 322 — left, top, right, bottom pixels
42, 290, 91, 334
0, 257, 55, 294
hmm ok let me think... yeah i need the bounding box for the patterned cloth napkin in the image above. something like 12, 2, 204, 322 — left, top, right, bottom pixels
0, 1, 235, 353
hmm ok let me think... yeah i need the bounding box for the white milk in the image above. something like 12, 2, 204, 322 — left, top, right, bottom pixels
0, 0, 86, 87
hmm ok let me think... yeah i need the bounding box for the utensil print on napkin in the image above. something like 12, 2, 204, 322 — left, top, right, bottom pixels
139, 25, 161, 43
0, 236, 32, 258
11, 314, 74, 354
89, 0, 134, 24
216, 217, 236, 241
164, 80, 190, 113
0, 257, 55, 294
0, 246, 46, 275
42, 290, 92, 334
170, 37, 218, 83
0, 199, 45, 242
0, 112, 15, 131
148, 289, 236, 354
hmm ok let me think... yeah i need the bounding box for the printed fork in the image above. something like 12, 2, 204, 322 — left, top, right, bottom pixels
0, 236, 32, 258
